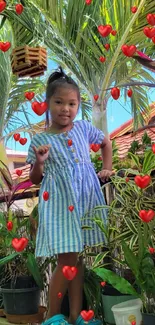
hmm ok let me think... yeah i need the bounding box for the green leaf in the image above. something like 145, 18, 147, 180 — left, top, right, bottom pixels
26, 253, 44, 289
0, 253, 19, 266
81, 226, 92, 230
124, 217, 138, 234
93, 218, 108, 237
137, 225, 144, 267
142, 150, 155, 174
122, 241, 140, 280
92, 252, 109, 268
128, 152, 140, 169
93, 267, 138, 297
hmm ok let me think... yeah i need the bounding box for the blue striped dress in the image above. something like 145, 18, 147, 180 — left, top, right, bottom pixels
26, 120, 107, 257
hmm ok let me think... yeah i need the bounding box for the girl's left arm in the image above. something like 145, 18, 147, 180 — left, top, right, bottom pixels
100, 137, 112, 170
98, 137, 114, 181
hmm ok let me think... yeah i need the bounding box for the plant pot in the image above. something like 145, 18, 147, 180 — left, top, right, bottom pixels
5, 306, 47, 324
61, 290, 87, 317
102, 285, 136, 325
142, 313, 155, 325
0, 283, 40, 315
10, 275, 37, 289
0, 256, 5, 309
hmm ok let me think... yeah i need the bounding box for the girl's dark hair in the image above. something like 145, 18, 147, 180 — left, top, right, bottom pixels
45, 66, 80, 127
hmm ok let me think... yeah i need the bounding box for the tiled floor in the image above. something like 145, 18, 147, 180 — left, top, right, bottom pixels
0, 318, 28, 325
0, 319, 39, 325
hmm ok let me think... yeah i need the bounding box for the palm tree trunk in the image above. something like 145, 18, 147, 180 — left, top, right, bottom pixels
92, 99, 109, 138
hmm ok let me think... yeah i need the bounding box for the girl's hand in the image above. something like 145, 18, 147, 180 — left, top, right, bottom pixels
32, 144, 51, 164
98, 169, 115, 182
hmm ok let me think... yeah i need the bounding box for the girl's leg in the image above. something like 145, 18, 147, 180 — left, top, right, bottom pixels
47, 252, 79, 320
68, 256, 84, 324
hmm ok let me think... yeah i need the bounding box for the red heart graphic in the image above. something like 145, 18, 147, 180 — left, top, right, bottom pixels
0, 0, 6, 12
62, 266, 78, 280
121, 45, 137, 57
40, 102, 48, 113
98, 25, 112, 37
93, 94, 99, 101
7, 221, 13, 231
32, 101, 48, 116
85, 0, 92, 4
149, 247, 155, 254
43, 191, 49, 201
134, 175, 151, 188
104, 43, 110, 51
15, 4, 23, 15
101, 281, 106, 287
0, 42, 11, 52
91, 144, 101, 152
131, 6, 138, 14
131, 322, 136, 325
57, 292, 62, 298
139, 210, 155, 223
152, 36, 155, 44
19, 137, 27, 145
111, 87, 120, 100
68, 205, 74, 212
131, 6, 137, 13
127, 89, 133, 97
80, 310, 94, 322
24, 92, 35, 100
13, 133, 20, 141
147, 14, 155, 26
99, 56, 106, 63
68, 139, 73, 146
152, 144, 155, 153
111, 30, 117, 36
143, 27, 155, 38
12, 238, 28, 252
16, 169, 22, 177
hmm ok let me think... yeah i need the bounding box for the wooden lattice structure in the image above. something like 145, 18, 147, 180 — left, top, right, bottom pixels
11, 46, 47, 78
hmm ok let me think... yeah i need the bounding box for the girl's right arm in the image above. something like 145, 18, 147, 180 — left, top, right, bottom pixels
30, 161, 44, 185
29, 144, 51, 185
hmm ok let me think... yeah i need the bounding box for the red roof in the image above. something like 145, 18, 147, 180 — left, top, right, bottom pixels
11, 164, 30, 181
110, 103, 155, 158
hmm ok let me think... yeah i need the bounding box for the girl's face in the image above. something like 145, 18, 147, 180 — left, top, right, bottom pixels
49, 87, 79, 129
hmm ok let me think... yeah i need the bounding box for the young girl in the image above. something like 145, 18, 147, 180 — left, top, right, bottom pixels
27, 67, 113, 325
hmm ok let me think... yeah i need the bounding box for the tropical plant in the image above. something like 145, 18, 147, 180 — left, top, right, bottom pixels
93, 221, 155, 314
0, 159, 51, 289
1, 0, 155, 138
90, 146, 155, 314
12, 0, 155, 135
0, 3, 92, 144
0, 16, 46, 142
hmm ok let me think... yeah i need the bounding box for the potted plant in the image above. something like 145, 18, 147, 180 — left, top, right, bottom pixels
0, 160, 49, 321
88, 209, 137, 325
91, 145, 155, 324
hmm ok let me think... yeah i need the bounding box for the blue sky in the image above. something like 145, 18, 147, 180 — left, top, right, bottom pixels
6, 59, 155, 152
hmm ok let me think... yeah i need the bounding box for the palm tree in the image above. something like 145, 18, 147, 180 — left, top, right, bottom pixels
32, 0, 155, 135
1, 0, 155, 136
0, 15, 46, 142
0, 8, 92, 143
